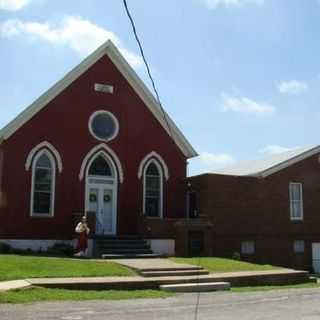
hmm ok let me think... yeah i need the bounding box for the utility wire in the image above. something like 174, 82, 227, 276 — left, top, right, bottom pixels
122, 0, 174, 139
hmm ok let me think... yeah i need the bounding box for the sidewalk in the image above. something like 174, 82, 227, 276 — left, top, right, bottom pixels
0, 269, 311, 292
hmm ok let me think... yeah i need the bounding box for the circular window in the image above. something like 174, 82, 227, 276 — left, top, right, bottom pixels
89, 111, 119, 141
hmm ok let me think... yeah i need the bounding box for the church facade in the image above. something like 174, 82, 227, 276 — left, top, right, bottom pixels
0, 40, 197, 255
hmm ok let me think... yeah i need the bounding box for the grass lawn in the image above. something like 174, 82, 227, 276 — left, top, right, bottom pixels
0, 287, 173, 304
0, 255, 135, 281
231, 282, 320, 292
171, 257, 280, 273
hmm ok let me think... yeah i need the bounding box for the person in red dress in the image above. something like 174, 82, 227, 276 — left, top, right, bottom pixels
74, 216, 90, 257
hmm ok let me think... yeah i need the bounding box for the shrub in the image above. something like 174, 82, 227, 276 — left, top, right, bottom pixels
231, 251, 241, 261
0, 242, 11, 253
46, 243, 74, 257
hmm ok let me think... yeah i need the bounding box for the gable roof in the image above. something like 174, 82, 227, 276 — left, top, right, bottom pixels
211, 145, 320, 178
0, 40, 197, 159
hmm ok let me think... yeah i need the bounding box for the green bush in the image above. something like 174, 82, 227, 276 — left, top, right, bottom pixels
46, 243, 74, 257
0, 242, 11, 254
231, 251, 241, 261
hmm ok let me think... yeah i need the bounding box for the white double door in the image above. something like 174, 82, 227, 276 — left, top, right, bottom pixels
87, 183, 116, 235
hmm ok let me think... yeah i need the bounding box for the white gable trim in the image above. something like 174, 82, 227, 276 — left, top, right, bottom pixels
79, 143, 124, 183
138, 151, 169, 181
251, 146, 320, 178
25, 141, 63, 173
0, 40, 197, 159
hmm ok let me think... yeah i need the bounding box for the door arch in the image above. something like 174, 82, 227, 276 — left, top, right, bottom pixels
85, 151, 118, 235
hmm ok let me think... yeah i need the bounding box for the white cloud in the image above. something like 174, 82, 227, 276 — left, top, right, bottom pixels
205, 0, 264, 9
198, 151, 235, 169
259, 145, 297, 155
0, 0, 31, 10
0, 16, 143, 68
277, 80, 308, 95
221, 94, 275, 115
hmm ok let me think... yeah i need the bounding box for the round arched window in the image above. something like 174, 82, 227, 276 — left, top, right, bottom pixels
89, 111, 119, 141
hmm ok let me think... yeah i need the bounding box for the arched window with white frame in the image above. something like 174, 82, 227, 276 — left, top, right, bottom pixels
143, 160, 163, 218
31, 150, 56, 217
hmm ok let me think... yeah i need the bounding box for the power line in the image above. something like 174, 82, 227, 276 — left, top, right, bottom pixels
122, 0, 174, 139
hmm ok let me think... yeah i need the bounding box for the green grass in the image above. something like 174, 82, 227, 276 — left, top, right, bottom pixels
231, 282, 320, 292
0, 255, 135, 281
171, 257, 280, 273
0, 287, 173, 304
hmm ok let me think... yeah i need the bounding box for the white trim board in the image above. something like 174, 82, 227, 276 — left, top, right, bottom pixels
0, 40, 197, 159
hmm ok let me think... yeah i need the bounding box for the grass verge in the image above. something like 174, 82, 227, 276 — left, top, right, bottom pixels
0, 255, 135, 281
231, 282, 320, 292
0, 287, 173, 304
171, 257, 280, 273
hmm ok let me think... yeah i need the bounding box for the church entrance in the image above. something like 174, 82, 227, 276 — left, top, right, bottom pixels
86, 153, 117, 235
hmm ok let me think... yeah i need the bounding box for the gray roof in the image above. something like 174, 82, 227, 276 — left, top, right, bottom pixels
212, 145, 320, 178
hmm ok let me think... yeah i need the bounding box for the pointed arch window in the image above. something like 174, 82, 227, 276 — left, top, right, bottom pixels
143, 161, 163, 218
31, 151, 56, 217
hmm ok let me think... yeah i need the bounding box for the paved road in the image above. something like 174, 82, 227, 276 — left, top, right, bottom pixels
1, 288, 320, 320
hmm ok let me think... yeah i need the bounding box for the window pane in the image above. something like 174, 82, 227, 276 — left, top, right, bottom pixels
146, 176, 160, 190
290, 183, 301, 201
91, 113, 116, 140
145, 197, 159, 217
293, 240, 305, 253
291, 202, 302, 218
146, 163, 159, 176
241, 241, 255, 255
89, 156, 112, 176
35, 168, 52, 191
36, 154, 52, 168
33, 191, 51, 214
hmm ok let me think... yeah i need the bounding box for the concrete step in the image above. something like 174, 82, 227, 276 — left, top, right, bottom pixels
160, 282, 231, 293
141, 270, 209, 277
101, 253, 160, 259
139, 266, 204, 272
100, 249, 153, 255
96, 239, 148, 245
97, 243, 150, 250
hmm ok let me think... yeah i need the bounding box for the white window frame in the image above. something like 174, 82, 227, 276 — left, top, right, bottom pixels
88, 110, 119, 142
289, 182, 304, 221
241, 240, 255, 255
143, 159, 164, 219
30, 150, 56, 218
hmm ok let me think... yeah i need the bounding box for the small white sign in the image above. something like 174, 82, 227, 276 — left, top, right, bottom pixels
94, 83, 114, 94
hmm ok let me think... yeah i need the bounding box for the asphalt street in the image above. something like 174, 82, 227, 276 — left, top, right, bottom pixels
1, 288, 320, 320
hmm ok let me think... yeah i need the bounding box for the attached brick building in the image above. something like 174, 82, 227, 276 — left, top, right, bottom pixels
188, 145, 320, 272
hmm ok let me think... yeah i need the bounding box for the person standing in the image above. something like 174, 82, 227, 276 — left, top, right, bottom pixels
74, 216, 90, 257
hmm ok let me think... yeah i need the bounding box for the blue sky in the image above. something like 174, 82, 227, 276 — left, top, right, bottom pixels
1, 0, 320, 176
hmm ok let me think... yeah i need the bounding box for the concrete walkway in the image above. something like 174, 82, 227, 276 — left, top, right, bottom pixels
0, 280, 31, 292
106, 258, 203, 272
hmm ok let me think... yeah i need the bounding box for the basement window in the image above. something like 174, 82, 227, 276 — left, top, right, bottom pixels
293, 240, 305, 254
241, 241, 255, 255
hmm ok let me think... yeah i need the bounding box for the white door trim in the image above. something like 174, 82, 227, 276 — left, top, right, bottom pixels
84, 151, 118, 235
